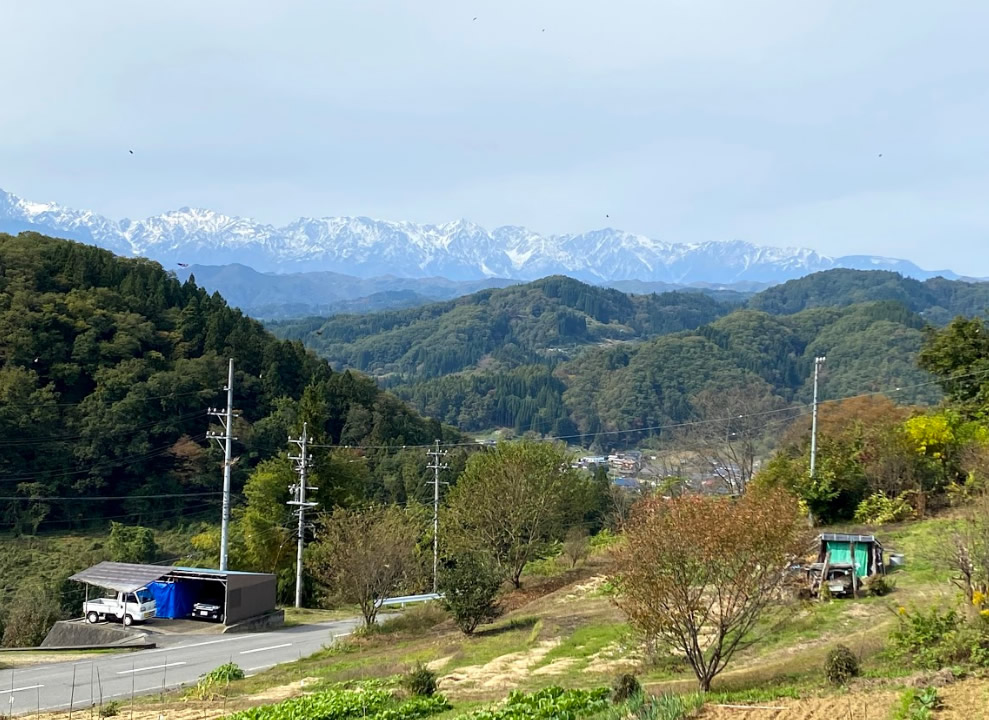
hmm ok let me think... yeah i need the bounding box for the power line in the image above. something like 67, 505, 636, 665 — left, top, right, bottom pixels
0, 433, 208, 483
0, 409, 207, 447
0, 491, 223, 501
0, 388, 216, 410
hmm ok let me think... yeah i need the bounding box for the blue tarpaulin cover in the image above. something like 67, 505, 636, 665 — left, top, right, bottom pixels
148, 581, 197, 619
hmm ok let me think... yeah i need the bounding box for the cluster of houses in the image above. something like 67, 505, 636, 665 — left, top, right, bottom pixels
572, 451, 645, 487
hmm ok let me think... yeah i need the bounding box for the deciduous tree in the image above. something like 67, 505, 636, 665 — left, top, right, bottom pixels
614, 488, 805, 691
308, 505, 422, 628
443, 441, 588, 587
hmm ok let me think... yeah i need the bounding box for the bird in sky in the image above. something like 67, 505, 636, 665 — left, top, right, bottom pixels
128, 150, 134, 154
177, 262, 189, 268
316, 329, 324, 336
606, 214, 610, 218
878, 153, 883, 158
473, 16, 477, 21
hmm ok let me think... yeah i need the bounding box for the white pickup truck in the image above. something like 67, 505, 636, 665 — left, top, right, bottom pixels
84, 588, 156, 626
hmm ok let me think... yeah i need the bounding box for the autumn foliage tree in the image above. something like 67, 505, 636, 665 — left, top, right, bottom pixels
308, 505, 422, 628
614, 488, 806, 691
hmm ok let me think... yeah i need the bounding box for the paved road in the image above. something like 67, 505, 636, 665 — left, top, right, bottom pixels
2, 618, 362, 714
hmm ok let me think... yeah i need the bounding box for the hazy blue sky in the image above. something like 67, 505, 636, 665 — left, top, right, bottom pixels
3, 1, 988, 273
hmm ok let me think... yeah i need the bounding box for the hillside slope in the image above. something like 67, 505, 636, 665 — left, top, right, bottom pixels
272, 272, 956, 438
0, 233, 451, 532
269, 276, 731, 380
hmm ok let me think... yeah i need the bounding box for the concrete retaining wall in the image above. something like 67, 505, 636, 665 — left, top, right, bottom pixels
222, 609, 285, 634
42, 620, 152, 648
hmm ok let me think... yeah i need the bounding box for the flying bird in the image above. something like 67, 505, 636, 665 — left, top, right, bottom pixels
473, 16, 477, 21
128, 150, 134, 154
316, 329, 324, 336
606, 214, 610, 218
878, 153, 883, 158
177, 262, 189, 268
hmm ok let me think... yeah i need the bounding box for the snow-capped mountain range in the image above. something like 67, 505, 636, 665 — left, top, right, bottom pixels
0, 188, 964, 283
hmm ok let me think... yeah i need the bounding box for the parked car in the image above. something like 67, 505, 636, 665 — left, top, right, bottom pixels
191, 602, 224, 623
84, 588, 156, 626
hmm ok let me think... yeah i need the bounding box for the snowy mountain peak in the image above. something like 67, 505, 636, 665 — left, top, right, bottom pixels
0, 188, 965, 283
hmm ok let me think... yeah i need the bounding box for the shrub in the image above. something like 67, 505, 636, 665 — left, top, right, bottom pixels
853, 493, 914, 525
890, 607, 967, 670
440, 551, 502, 635
377, 604, 448, 635
402, 661, 438, 697
611, 673, 642, 703
192, 662, 245, 700
824, 644, 860, 685
99, 701, 121, 718
563, 527, 590, 568
865, 574, 895, 597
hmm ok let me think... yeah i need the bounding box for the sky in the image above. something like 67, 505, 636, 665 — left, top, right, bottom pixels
2, 1, 989, 274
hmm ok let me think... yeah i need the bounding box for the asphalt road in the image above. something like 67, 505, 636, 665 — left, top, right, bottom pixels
1, 617, 362, 714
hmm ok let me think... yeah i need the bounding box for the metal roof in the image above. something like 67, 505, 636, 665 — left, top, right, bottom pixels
69, 562, 173, 593
819, 533, 881, 545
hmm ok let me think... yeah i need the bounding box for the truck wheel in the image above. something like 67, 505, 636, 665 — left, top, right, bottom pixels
123, 614, 133, 627
87, 611, 100, 624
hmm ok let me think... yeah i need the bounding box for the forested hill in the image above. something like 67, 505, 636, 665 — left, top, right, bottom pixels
268, 275, 732, 379
749, 269, 989, 321
0, 233, 455, 533
265, 269, 989, 438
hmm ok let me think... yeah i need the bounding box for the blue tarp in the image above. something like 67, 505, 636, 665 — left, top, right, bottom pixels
148, 581, 197, 619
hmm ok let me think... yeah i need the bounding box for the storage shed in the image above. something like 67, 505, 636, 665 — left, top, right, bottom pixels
69, 562, 276, 625
816, 533, 885, 578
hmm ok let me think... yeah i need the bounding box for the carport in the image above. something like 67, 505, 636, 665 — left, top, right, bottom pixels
69, 562, 276, 625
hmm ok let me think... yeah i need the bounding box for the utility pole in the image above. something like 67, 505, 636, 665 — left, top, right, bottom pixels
288, 422, 317, 608
808, 356, 826, 526
207, 358, 237, 571
426, 440, 448, 595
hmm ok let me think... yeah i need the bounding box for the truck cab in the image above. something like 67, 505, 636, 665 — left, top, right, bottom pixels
84, 588, 156, 626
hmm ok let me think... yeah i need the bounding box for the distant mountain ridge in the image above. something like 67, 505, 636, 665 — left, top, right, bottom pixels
0, 188, 971, 285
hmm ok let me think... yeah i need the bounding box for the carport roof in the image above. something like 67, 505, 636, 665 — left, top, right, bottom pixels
69, 561, 174, 593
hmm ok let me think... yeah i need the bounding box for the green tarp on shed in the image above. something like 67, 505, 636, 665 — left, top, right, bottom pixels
825, 541, 870, 578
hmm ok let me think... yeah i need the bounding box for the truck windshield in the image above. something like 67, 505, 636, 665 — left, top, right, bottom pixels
136, 589, 154, 604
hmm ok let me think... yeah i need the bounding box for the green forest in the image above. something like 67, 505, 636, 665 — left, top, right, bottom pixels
272, 270, 989, 438
0, 233, 459, 534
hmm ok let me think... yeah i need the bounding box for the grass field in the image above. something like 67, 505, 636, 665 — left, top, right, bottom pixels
12, 511, 989, 719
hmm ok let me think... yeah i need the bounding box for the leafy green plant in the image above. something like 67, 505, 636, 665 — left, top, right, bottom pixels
226, 687, 392, 720
98, 701, 121, 718
402, 661, 438, 697
458, 687, 610, 720
891, 687, 941, 720
367, 695, 451, 720
824, 644, 859, 685
192, 662, 245, 700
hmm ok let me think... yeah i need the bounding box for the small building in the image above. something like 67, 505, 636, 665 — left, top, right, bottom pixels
69, 561, 277, 626
816, 533, 885, 578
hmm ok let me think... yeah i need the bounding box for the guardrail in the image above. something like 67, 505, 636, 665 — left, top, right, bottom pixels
374, 592, 444, 609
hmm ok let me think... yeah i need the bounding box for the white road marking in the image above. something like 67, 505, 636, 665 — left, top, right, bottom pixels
116, 661, 186, 675
0, 684, 44, 694
239, 643, 291, 655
